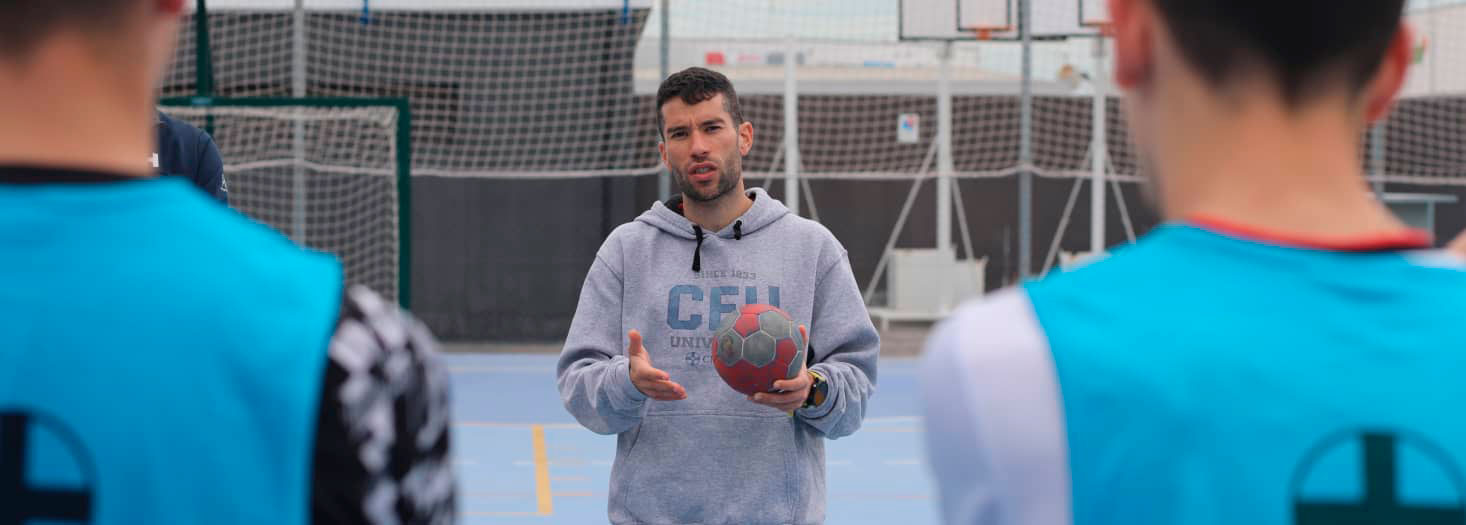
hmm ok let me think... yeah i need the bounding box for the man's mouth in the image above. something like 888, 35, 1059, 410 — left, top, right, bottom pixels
689, 163, 718, 182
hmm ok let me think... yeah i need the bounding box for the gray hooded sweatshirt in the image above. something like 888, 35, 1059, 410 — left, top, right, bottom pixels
557, 187, 880, 525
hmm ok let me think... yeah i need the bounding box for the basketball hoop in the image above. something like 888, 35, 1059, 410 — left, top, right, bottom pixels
971, 25, 1012, 41
904, 0, 1112, 43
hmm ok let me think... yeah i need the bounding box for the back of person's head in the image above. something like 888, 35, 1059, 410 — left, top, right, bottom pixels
1115, 0, 1409, 108
0, 0, 183, 75
0, 0, 186, 173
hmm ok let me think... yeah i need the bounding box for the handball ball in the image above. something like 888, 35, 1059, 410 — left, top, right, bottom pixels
711, 304, 806, 396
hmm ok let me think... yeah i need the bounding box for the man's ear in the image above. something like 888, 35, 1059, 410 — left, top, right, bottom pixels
738, 121, 754, 156
1363, 23, 1414, 124
1110, 0, 1155, 91
157, 0, 187, 15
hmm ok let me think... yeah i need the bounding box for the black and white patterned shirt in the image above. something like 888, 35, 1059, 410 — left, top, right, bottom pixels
313, 286, 456, 524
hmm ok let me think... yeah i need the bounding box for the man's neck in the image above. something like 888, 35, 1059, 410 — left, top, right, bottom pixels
0, 41, 154, 177
1154, 95, 1410, 239
681, 186, 754, 232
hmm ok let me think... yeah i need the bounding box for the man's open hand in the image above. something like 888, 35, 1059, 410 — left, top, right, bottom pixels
627, 329, 686, 401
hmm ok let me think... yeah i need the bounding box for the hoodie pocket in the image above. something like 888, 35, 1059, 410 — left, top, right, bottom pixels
619, 413, 804, 525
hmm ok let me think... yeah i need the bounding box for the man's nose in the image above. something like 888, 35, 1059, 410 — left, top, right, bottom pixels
689, 130, 712, 157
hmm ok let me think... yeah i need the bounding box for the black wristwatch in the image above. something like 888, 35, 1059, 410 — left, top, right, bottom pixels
802, 370, 829, 410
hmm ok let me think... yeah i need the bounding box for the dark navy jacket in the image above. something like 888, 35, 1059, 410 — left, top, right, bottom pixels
155, 111, 227, 203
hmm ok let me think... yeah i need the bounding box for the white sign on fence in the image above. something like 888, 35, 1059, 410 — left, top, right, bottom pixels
898, 113, 921, 144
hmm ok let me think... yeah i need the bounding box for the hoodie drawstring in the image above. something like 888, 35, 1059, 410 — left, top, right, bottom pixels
692, 225, 704, 272
691, 221, 745, 272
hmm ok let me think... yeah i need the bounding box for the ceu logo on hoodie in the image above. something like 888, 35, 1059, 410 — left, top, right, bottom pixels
668, 282, 781, 367
666, 283, 781, 331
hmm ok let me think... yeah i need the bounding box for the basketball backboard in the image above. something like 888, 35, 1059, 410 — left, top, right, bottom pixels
901, 0, 976, 40
1079, 0, 1111, 29
957, 0, 1014, 33
901, 0, 1110, 41
988, 0, 1109, 39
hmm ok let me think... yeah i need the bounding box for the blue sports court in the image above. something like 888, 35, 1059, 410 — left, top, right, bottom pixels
449, 353, 934, 523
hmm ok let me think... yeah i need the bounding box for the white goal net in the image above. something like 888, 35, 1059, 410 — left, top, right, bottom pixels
159, 103, 404, 303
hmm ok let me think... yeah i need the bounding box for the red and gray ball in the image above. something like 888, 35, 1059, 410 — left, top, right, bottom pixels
710, 304, 806, 396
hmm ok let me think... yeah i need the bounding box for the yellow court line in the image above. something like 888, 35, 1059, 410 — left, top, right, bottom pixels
532, 424, 554, 516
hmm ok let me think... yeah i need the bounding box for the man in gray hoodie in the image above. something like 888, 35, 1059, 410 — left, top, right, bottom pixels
557, 67, 880, 524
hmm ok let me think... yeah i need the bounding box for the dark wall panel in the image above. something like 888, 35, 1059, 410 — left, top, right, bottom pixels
411, 175, 658, 340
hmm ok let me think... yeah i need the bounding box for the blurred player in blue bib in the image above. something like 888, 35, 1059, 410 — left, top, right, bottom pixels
0, 1, 454, 522
922, 1, 1466, 524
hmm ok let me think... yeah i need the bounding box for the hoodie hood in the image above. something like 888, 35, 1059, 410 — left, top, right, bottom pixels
636, 186, 797, 272
635, 187, 790, 240
635, 187, 793, 273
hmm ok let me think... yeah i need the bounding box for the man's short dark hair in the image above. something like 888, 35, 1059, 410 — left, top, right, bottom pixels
1152, 0, 1407, 105
0, 0, 134, 60
656, 67, 744, 140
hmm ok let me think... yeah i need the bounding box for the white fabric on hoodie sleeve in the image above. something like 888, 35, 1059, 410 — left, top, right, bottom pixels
556, 244, 650, 436
795, 245, 880, 439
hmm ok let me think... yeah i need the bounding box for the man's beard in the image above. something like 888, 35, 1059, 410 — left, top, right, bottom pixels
674, 157, 743, 203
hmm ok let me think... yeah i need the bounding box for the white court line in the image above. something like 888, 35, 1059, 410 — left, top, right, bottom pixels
514, 458, 590, 468
451, 361, 921, 375
515, 458, 922, 467
863, 416, 922, 425
450, 366, 556, 374
457, 422, 581, 430
456, 417, 919, 430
